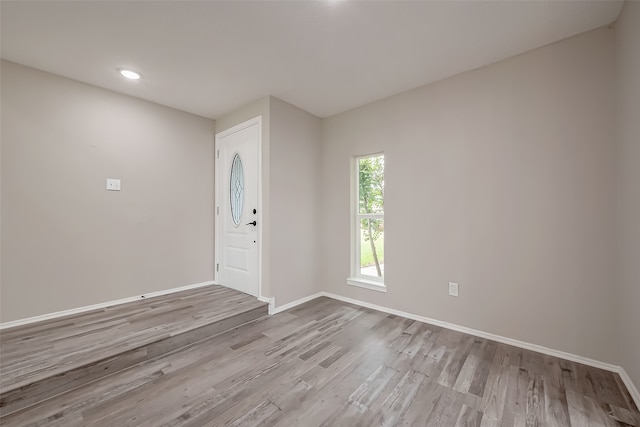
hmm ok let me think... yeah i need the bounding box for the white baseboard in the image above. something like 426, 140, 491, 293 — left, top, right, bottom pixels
258, 296, 275, 314
272, 293, 324, 315
618, 367, 640, 409
320, 292, 619, 372
268, 290, 639, 408
0, 281, 215, 330
7, 283, 636, 408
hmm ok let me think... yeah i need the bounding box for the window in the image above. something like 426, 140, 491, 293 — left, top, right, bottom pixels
229, 153, 244, 226
348, 153, 385, 291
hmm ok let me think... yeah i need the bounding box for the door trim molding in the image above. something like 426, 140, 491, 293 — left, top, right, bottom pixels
215, 116, 263, 299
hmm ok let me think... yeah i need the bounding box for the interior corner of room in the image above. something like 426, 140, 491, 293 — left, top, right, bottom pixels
0, 0, 639, 419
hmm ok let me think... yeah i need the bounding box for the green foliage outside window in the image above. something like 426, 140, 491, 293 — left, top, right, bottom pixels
359, 155, 384, 277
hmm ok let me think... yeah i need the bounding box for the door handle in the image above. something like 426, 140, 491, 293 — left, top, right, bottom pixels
246, 221, 257, 226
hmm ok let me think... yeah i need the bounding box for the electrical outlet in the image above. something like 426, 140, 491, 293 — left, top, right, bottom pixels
106, 179, 121, 191
448, 282, 459, 297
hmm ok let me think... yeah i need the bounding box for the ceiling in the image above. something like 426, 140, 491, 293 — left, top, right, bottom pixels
0, 1, 623, 119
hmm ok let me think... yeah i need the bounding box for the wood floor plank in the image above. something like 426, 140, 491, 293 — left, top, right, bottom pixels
365, 369, 427, 426
0, 285, 268, 416
456, 403, 483, 427
349, 365, 400, 411
480, 344, 513, 422
400, 379, 446, 426
525, 374, 546, 427
1, 296, 638, 426
424, 387, 465, 426
454, 338, 489, 394
541, 355, 571, 427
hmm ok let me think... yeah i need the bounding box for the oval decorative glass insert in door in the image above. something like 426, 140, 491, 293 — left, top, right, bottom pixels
230, 153, 244, 226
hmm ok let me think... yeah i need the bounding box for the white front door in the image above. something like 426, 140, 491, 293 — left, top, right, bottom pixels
215, 117, 261, 297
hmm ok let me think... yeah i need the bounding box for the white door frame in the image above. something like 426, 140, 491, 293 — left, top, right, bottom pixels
214, 116, 263, 299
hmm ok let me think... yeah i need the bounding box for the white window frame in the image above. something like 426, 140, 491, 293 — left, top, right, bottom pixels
348, 153, 386, 292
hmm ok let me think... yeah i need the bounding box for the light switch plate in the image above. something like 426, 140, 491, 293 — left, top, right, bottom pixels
448, 282, 459, 297
107, 179, 121, 191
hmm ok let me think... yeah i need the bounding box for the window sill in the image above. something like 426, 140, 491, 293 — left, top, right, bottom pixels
347, 277, 387, 293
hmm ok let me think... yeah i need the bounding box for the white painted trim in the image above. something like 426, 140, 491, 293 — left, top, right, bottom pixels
257, 296, 275, 314
350, 156, 358, 279
351, 152, 385, 285
215, 116, 263, 299
10, 282, 634, 406
320, 292, 620, 372
0, 281, 215, 330
267, 291, 635, 386
346, 278, 387, 293
618, 367, 640, 409
215, 116, 262, 139
272, 293, 324, 315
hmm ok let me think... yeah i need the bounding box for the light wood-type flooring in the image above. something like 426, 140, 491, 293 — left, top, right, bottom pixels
1, 296, 638, 426
0, 285, 268, 415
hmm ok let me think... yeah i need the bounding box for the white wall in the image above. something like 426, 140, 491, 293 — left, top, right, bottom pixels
269, 97, 321, 306
1, 60, 215, 322
320, 27, 619, 364
615, 1, 640, 387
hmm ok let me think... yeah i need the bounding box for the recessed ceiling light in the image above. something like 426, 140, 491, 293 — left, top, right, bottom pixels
119, 69, 141, 80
